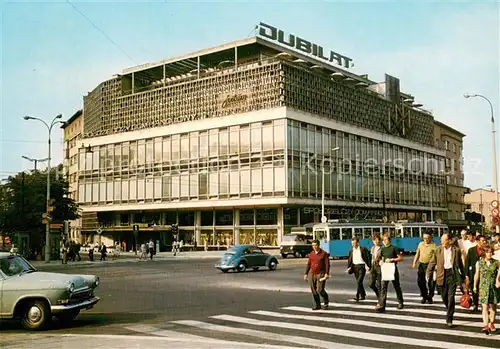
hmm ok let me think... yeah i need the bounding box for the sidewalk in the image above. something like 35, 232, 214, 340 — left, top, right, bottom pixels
29, 249, 281, 268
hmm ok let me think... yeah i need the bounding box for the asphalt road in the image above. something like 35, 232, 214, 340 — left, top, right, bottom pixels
1, 256, 499, 349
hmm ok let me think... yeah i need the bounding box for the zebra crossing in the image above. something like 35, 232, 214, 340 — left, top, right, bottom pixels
122, 292, 499, 349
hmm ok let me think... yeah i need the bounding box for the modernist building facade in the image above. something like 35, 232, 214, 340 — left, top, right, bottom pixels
433, 120, 469, 231
71, 23, 460, 248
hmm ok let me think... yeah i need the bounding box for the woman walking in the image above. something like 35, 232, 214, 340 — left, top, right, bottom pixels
473, 245, 500, 334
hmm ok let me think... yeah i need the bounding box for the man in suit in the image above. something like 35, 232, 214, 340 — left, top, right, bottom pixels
465, 234, 488, 311
426, 233, 465, 327
348, 237, 371, 301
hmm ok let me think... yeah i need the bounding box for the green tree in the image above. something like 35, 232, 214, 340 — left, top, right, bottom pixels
0, 166, 79, 244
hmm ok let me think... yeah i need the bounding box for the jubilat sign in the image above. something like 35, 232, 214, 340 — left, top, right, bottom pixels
257, 22, 354, 69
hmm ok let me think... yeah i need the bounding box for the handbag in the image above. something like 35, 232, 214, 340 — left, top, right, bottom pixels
460, 279, 472, 309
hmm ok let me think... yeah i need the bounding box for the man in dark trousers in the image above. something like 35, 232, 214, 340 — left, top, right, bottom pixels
347, 237, 371, 301
304, 240, 330, 310
427, 233, 464, 327
465, 234, 487, 312
376, 234, 404, 313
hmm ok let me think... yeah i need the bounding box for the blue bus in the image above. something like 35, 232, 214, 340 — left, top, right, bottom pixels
312, 220, 448, 258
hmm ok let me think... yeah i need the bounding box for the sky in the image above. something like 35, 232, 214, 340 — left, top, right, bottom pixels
1, 0, 499, 191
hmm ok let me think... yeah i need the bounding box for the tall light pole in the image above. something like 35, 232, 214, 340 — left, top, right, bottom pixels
321, 147, 340, 223
464, 93, 498, 232
22, 155, 49, 171
23, 114, 65, 263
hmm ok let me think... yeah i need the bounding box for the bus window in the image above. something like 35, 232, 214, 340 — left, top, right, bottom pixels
403, 228, 411, 238
329, 228, 341, 241
354, 228, 363, 240
363, 228, 372, 239
315, 229, 327, 241
340, 228, 352, 240
412, 227, 420, 238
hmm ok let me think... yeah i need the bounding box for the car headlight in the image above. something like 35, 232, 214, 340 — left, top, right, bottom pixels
68, 283, 75, 293
94, 277, 100, 287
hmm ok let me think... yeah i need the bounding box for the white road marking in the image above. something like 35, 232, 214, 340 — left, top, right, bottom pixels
251, 310, 495, 340
173, 319, 369, 349
212, 314, 488, 349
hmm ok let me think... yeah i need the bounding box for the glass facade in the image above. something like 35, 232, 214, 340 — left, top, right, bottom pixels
78, 119, 286, 204
286, 119, 446, 208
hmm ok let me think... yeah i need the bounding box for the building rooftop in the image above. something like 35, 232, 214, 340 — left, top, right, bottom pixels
434, 119, 466, 138
61, 109, 82, 129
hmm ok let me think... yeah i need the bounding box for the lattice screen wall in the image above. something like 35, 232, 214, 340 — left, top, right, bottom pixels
83, 59, 434, 147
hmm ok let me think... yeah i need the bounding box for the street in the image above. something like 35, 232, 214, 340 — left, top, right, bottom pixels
1, 254, 499, 349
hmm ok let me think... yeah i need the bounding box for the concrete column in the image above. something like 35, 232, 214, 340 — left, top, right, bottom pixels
277, 206, 284, 246
195, 210, 201, 245
234, 208, 240, 245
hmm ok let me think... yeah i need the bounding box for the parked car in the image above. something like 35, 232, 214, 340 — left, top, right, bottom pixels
0, 252, 100, 330
215, 245, 278, 273
280, 233, 313, 258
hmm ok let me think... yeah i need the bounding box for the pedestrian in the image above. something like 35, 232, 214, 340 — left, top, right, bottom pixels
369, 234, 382, 300
148, 240, 155, 260
412, 231, 437, 304
304, 239, 330, 310
473, 245, 500, 334
100, 243, 107, 261
426, 233, 465, 327
465, 235, 488, 312
375, 234, 404, 313
347, 237, 371, 301
140, 243, 147, 260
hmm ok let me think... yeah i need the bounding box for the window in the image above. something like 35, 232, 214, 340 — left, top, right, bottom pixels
199, 172, 208, 196
229, 128, 239, 155
162, 137, 171, 162
171, 175, 180, 198
145, 178, 154, 199
137, 141, 145, 166
230, 170, 239, 195
114, 145, 121, 168
251, 168, 262, 193
190, 133, 198, 159
274, 123, 284, 149
114, 181, 121, 201
209, 172, 218, 196
154, 138, 162, 164
121, 180, 129, 201
240, 126, 250, 153
171, 135, 179, 161
190, 173, 198, 197
180, 173, 189, 197
180, 134, 189, 159
251, 127, 261, 152
444, 140, 449, 150
199, 132, 208, 157
241, 169, 250, 193
78, 183, 85, 203
129, 179, 137, 200
137, 179, 145, 200
209, 130, 218, 157
219, 171, 229, 194
146, 139, 153, 164
219, 130, 228, 156
162, 176, 171, 199
262, 126, 273, 151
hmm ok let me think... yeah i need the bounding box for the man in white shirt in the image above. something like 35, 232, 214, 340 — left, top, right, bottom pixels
347, 237, 371, 301
427, 233, 465, 327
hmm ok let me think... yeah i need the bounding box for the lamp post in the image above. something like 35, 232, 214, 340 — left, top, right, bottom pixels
321, 147, 340, 223
464, 93, 498, 232
22, 156, 49, 171
23, 114, 65, 263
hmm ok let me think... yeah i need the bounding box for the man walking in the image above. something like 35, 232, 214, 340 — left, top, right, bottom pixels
427, 233, 464, 327
369, 234, 382, 299
304, 240, 330, 310
412, 232, 437, 304
375, 234, 404, 313
347, 237, 371, 301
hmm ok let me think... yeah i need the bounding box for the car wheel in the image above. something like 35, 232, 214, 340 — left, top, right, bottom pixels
236, 261, 247, 272
294, 251, 301, 258
281, 253, 287, 258
268, 259, 277, 271
20, 300, 51, 330
55, 310, 80, 324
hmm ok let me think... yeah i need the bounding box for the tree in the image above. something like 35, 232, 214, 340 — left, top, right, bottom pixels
0, 166, 79, 246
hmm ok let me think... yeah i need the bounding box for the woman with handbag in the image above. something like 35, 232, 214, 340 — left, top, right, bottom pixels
473, 245, 500, 334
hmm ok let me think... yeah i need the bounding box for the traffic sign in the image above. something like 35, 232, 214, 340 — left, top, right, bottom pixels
491, 200, 499, 209
97, 228, 102, 235
493, 208, 500, 217
321, 216, 327, 223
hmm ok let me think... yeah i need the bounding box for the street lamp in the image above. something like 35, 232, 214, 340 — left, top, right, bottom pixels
22, 155, 49, 171
23, 114, 65, 263
463, 93, 499, 216
321, 147, 340, 222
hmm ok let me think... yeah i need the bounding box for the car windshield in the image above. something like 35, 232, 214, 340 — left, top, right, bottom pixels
0, 256, 36, 277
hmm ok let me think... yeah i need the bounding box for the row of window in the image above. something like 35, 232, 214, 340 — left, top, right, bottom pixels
79, 120, 285, 171
78, 166, 286, 203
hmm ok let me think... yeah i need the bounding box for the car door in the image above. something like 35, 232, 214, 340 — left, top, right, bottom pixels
249, 247, 267, 266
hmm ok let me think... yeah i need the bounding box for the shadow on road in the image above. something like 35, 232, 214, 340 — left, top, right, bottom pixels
0, 312, 158, 333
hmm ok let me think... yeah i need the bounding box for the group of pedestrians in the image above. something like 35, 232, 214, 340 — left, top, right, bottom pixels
304, 230, 500, 334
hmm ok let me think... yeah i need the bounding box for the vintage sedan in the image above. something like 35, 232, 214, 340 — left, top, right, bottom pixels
0, 252, 100, 330
215, 245, 278, 273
